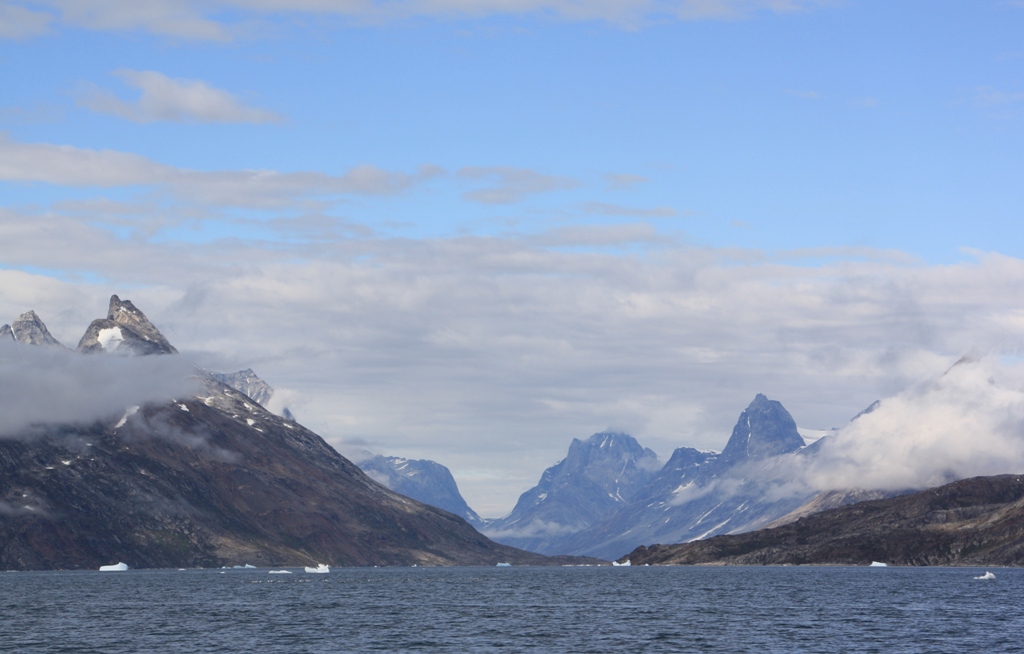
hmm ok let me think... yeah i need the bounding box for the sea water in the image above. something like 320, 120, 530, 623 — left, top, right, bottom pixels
1, 566, 1020, 652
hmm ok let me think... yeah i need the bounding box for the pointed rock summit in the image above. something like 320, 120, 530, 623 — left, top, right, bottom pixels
483, 431, 660, 554
0, 324, 13, 342
7, 310, 65, 348
211, 369, 274, 406
77, 295, 177, 355
719, 393, 805, 465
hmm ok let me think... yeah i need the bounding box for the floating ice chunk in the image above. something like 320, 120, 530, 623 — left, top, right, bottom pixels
612, 560, 631, 567
244, 564, 256, 569
975, 571, 996, 580
304, 564, 330, 573
246, 419, 255, 427
869, 561, 888, 567
269, 570, 292, 575
99, 562, 128, 572
178, 404, 189, 412
496, 562, 512, 567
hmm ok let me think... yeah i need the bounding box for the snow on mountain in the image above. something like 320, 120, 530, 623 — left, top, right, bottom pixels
535, 395, 817, 559
357, 455, 485, 529
481, 431, 660, 554
211, 369, 275, 407
77, 295, 177, 356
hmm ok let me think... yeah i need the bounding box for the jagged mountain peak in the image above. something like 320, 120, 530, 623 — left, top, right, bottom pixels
77, 295, 177, 356
482, 430, 661, 554
7, 310, 65, 348
0, 324, 13, 341
211, 368, 274, 407
719, 393, 805, 464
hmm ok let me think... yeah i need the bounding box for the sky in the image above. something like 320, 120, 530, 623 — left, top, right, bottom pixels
2, 0, 1024, 516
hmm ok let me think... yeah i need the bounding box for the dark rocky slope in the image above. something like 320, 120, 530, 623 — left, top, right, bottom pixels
1, 297, 589, 569
621, 475, 1024, 566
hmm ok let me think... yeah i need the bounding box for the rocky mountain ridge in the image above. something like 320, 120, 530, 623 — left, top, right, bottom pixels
0, 296, 588, 569
621, 474, 1024, 566
481, 432, 660, 554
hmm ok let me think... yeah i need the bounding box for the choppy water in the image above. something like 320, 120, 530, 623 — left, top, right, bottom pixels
1, 565, 1021, 653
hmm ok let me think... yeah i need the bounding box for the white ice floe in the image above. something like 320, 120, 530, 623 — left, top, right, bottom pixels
99, 562, 128, 572
304, 563, 330, 573
869, 561, 888, 567
178, 404, 189, 412
496, 562, 512, 567
975, 571, 996, 580
612, 560, 632, 567
269, 570, 293, 574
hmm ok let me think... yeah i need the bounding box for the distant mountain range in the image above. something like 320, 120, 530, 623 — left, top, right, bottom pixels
0, 296, 587, 569
357, 455, 485, 529
480, 394, 828, 559
622, 474, 1024, 566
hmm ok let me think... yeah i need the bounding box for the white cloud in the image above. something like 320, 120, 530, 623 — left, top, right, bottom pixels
45, 0, 228, 40
605, 173, 648, 190
8, 0, 831, 40
78, 69, 283, 124
0, 341, 199, 436
458, 166, 579, 204
581, 201, 678, 218
0, 134, 441, 207
805, 357, 1024, 492
0, 2, 52, 38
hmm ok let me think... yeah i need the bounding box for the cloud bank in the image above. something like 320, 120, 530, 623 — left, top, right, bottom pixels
0, 342, 199, 437
805, 357, 1024, 492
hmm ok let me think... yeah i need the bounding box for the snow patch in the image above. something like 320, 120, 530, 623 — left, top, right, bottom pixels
96, 327, 123, 351
114, 405, 140, 429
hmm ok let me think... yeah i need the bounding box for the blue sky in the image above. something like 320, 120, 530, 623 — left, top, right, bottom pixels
3, 0, 1024, 514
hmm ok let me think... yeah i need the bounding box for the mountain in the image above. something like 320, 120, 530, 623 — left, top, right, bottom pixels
358, 455, 485, 529
621, 474, 1024, 566
554, 394, 816, 560
211, 368, 274, 406
0, 295, 588, 569
482, 432, 660, 554
77, 295, 177, 355
2, 310, 65, 348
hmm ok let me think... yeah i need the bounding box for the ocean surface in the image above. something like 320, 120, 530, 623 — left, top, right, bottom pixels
1, 565, 1020, 653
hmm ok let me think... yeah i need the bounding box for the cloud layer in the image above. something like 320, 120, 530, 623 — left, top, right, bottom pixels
78, 70, 283, 124
0, 342, 199, 436
6, 204, 1024, 514
4, 0, 829, 39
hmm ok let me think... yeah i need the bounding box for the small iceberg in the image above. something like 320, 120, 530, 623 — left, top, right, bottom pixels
612, 560, 631, 567
869, 561, 888, 567
496, 562, 512, 567
99, 562, 128, 572
268, 570, 292, 575
975, 571, 996, 580
304, 563, 330, 574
